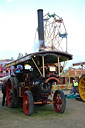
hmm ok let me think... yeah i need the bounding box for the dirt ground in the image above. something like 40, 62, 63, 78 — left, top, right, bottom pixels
0, 90, 85, 128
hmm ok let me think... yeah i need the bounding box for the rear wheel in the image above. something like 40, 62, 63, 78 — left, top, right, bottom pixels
53, 90, 66, 113
23, 91, 34, 116
6, 77, 18, 107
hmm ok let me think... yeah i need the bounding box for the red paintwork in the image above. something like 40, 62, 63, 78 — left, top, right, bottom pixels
23, 93, 30, 115
53, 91, 63, 112
45, 77, 60, 84
6, 80, 12, 107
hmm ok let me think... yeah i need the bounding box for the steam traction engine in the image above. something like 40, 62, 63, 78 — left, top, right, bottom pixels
73, 62, 85, 101
2, 9, 72, 115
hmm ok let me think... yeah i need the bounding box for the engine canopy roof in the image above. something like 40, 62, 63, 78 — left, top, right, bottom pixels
5, 50, 72, 68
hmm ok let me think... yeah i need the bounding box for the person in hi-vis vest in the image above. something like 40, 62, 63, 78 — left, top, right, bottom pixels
71, 78, 78, 94
72, 79, 78, 94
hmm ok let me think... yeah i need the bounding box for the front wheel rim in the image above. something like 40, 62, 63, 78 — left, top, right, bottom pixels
23, 93, 30, 115
53, 92, 63, 112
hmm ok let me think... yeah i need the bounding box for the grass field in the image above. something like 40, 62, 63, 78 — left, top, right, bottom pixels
1, 90, 85, 128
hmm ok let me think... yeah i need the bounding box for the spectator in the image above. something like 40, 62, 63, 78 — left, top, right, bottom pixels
71, 79, 78, 94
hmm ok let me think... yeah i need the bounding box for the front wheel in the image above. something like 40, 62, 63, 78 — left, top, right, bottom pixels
23, 91, 34, 116
53, 90, 66, 113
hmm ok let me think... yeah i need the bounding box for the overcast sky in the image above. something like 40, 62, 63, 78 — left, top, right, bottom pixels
0, 0, 85, 69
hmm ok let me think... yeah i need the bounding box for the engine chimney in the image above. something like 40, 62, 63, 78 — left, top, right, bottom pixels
37, 9, 45, 51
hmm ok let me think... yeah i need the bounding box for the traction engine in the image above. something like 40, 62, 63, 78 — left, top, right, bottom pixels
1, 9, 72, 115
